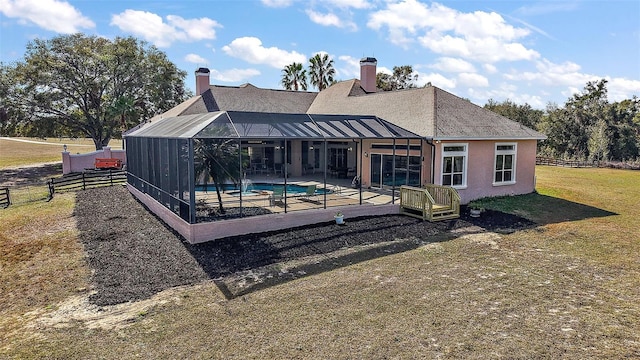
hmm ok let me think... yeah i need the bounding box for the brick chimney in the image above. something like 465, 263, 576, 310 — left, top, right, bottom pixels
195, 67, 210, 95
360, 57, 377, 93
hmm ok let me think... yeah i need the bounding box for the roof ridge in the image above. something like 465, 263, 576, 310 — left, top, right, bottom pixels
211, 83, 317, 94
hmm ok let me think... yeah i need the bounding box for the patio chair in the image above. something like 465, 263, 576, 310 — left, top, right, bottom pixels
300, 184, 318, 202
270, 185, 285, 206
303, 163, 315, 174
274, 163, 283, 176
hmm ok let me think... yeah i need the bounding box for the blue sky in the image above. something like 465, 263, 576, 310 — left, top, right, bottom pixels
1, 0, 639, 109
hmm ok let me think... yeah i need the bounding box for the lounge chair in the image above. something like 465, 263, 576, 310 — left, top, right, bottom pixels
300, 184, 318, 202
270, 185, 284, 206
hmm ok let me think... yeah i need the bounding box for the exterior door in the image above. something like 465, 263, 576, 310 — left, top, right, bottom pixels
370, 154, 394, 188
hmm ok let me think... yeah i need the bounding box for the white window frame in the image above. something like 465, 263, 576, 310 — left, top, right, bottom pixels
440, 143, 468, 189
493, 142, 517, 186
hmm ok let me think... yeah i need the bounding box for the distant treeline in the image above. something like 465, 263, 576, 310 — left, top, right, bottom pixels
485, 79, 639, 163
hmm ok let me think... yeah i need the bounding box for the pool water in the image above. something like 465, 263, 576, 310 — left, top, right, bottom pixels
196, 183, 330, 195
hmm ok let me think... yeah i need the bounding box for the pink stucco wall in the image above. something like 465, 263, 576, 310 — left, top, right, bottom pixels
62, 146, 126, 174
434, 140, 538, 204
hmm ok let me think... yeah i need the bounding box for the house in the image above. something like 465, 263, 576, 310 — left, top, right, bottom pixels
307, 60, 546, 203
124, 58, 545, 242
155, 60, 545, 204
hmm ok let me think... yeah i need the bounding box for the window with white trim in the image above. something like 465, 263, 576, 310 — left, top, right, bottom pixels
441, 143, 467, 188
494, 143, 516, 185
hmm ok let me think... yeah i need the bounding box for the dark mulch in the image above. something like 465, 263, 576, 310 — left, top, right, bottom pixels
74, 185, 536, 305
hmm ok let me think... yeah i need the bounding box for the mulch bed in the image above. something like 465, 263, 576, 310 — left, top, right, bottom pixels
74, 185, 536, 305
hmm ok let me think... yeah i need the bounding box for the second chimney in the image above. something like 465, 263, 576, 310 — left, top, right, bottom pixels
360, 57, 377, 93
195, 67, 210, 95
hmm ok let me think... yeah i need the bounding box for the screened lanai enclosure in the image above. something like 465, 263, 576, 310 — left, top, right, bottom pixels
125, 111, 425, 228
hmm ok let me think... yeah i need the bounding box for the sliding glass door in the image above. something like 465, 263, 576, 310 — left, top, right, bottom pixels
370, 153, 421, 189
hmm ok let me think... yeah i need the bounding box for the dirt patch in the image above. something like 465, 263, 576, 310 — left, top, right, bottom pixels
26, 285, 205, 332
74, 185, 537, 305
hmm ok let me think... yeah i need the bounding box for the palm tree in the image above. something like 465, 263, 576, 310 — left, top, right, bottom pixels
281, 62, 308, 91
109, 96, 136, 134
194, 138, 244, 215
308, 53, 336, 91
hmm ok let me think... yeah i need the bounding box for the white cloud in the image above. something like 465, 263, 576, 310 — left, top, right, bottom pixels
325, 0, 372, 9
504, 58, 598, 87
337, 55, 361, 78
110, 10, 220, 47
222, 37, 306, 68
377, 66, 393, 75
429, 57, 476, 73
483, 64, 498, 74
468, 86, 546, 108
261, 0, 294, 8
415, 71, 456, 90
184, 53, 207, 64
210, 68, 261, 83
165, 15, 221, 41
607, 77, 640, 102
306, 9, 357, 30
306, 10, 339, 27
367, 0, 539, 62
0, 0, 94, 33
458, 72, 489, 87
419, 32, 539, 63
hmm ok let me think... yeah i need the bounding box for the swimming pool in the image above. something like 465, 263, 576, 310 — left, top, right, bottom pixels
196, 183, 330, 196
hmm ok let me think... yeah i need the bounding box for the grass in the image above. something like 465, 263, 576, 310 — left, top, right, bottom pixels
0, 137, 123, 168
1, 165, 639, 359
0, 193, 89, 349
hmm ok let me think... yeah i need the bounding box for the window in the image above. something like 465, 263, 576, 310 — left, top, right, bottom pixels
441, 143, 467, 188
494, 143, 516, 185
371, 144, 422, 151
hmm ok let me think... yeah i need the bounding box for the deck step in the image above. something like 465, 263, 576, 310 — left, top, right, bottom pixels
399, 185, 461, 222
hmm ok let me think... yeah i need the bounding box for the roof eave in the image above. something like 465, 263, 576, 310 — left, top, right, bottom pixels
433, 135, 547, 141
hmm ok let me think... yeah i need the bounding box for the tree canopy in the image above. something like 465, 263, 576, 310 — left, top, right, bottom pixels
484, 98, 543, 130
308, 53, 336, 91
1, 34, 190, 149
376, 65, 419, 91
281, 62, 308, 91
486, 80, 639, 162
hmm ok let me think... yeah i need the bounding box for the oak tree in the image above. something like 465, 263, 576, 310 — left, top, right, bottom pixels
6, 34, 190, 149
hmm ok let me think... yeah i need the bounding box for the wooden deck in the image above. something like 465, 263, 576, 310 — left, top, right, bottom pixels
399, 185, 460, 221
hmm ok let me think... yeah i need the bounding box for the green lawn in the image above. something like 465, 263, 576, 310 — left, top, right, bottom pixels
1, 165, 638, 359
0, 137, 122, 168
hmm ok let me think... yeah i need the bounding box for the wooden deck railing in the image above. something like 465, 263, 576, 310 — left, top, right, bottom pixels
399, 185, 460, 221
0, 187, 10, 208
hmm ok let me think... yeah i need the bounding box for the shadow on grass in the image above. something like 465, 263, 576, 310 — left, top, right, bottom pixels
476, 192, 618, 226
182, 216, 461, 300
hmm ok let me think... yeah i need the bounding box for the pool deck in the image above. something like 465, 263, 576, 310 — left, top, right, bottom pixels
197, 175, 399, 214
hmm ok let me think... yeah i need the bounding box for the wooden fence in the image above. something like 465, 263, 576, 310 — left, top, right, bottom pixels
0, 187, 10, 208
48, 169, 127, 199
536, 156, 599, 168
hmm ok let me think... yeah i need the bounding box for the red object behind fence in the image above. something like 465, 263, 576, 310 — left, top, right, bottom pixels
95, 158, 123, 170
